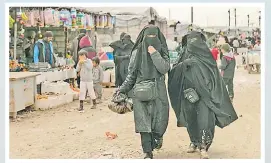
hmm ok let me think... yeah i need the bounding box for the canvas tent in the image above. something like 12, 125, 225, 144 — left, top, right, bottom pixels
80, 7, 168, 41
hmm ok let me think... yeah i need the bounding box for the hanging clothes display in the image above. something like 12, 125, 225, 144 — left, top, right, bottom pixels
44, 8, 55, 26
104, 15, 108, 27
107, 15, 112, 27
99, 15, 105, 28
9, 15, 15, 28
85, 14, 91, 30
39, 9, 45, 27
24, 10, 34, 27
71, 8, 77, 28
76, 12, 84, 29
95, 15, 100, 28
53, 9, 60, 27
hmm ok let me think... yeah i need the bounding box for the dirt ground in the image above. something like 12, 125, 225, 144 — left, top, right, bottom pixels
9, 68, 261, 159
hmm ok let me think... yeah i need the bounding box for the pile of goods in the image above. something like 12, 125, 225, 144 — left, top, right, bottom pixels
9, 60, 27, 72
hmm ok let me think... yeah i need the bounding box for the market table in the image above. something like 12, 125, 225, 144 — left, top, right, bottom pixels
9, 72, 41, 118
35, 68, 76, 84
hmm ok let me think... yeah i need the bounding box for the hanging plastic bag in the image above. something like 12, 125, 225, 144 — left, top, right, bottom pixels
53, 10, 60, 27
16, 8, 22, 20
21, 12, 28, 21
44, 8, 54, 26
99, 15, 105, 28
82, 14, 87, 29
104, 15, 108, 27
71, 8, 77, 19
76, 12, 84, 29
107, 15, 112, 27
85, 14, 91, 30
90, 14, 95, 28
9, 15, 15, 28
32, 9, 40, 26
39, 9, 45, 27
24, 10, 34, 27
96, 15, 100, 28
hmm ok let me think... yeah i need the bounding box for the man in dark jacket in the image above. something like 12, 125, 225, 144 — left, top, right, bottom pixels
219, 43, 236, 102
33, 31, 55, 67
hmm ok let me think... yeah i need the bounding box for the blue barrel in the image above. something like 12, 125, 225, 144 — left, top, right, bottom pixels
106, 52, 114, 60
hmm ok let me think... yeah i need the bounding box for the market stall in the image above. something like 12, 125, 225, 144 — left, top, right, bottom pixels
9, 72, 40, 118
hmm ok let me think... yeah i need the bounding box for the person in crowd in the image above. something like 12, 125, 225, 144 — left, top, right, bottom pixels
232, 38, 240, 54
168, 31, 238, 159
66, 51, 76, 87
92, 57, 104, 104
23, 31, 36, 64
69, 29, 87, 88
219, 43, 236, 102
33, 31, 55, 67
76, 50, 97, 112
70, 29, 87, 64
254, 40, 261, 50
79, 35, 97, 60
77, 35, 96, 89
117, 25, 170, 159
109, 32, 128, 87
211, 45, 219, 61
219, 35, 230, 60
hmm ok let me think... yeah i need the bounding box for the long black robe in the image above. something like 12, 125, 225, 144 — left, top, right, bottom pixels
168, 31, 238, 149
119, 25, 170, 135
109, 32, 128, 86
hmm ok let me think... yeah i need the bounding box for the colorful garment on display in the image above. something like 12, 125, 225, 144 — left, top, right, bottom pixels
44, 8, 54, 26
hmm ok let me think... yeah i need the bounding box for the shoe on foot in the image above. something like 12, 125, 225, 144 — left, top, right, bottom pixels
91, 99, 97, 109
96, 98, 102, 104
200, 149, 209, 159
187, 143, 197, 153
144, 152, 153, 159
155, 137, 163, 150
78, 108, 84, 113
78, 100, 84, 112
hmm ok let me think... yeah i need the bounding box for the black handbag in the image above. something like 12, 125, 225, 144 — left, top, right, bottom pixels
133, 79, 158, 102
184, 88, 199, 103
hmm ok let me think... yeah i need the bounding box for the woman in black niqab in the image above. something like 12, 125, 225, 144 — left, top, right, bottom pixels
118, 25, 170, 159
168, 31, 238, 159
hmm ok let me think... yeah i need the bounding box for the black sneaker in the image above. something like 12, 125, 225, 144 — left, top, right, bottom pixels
144, 152, 153, 159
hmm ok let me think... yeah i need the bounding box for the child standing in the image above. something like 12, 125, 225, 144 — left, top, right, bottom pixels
92, 57, 104, 103
219, 43, 236, 102
76, 50, 97, 112
66, 51, 76, 87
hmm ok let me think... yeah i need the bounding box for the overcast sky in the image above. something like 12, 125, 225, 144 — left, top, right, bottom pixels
154, 6, 261, 27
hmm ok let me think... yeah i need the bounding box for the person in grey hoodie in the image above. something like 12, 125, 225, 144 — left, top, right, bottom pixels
219, 43, 236, 102
92, 57, 104, 103
76, 50, 97, 112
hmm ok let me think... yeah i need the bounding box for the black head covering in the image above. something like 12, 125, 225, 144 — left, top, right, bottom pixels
120, 32, 126, 40
109, 32, 127, 50
132, 25, 169, 80
122, 34, 134, 45
185, 31, 217, 67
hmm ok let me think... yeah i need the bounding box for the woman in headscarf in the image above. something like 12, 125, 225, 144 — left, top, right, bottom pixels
168, 31, 238, 159
114, 34, 134, 88
118, 25, 170, 159
109, 32, 128, 86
